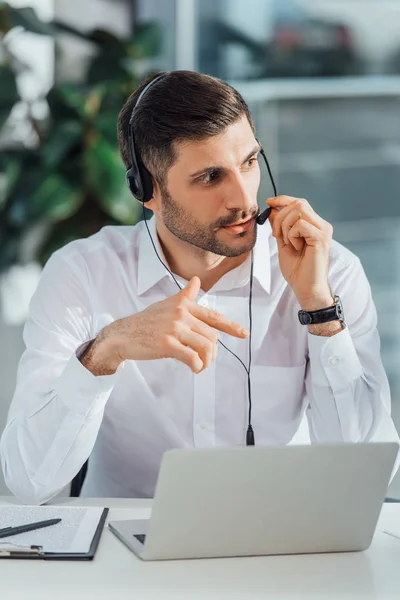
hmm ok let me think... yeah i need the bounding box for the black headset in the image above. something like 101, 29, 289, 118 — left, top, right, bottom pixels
125, 72, 278, 447
126, 74, 167, 203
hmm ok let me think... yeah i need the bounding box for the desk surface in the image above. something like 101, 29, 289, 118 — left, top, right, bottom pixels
0, 496, 399, 600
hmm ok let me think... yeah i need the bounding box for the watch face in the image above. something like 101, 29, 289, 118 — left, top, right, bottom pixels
335, 297, 344, 321
300, 311, 312, 325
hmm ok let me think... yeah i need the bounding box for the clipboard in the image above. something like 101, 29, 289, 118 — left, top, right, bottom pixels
0, 507, 109, 560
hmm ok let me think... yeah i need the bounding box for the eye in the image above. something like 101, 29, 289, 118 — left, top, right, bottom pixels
245, 156, 258, 168
200, 170, 220, 186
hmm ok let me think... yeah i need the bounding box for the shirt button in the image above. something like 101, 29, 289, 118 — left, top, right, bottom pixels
328, 355, 339, 366
200, 297, 208, 308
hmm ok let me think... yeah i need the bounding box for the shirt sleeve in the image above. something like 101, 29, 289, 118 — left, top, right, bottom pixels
0, 250, 123, 505
305, 252, 400, 463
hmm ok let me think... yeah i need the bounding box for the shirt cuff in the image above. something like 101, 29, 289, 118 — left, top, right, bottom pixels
54, 343, 124, 415
308, 326, 363, 391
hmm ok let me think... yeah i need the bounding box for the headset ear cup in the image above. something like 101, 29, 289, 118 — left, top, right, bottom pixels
126, 167, 142, 200
140, 164, 154, 202
126, 165, 153, 203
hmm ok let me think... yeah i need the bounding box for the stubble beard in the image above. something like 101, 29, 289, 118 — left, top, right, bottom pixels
160, 187, 258, 258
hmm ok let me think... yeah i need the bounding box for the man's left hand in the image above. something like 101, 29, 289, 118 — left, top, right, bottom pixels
267, 195, 333, 311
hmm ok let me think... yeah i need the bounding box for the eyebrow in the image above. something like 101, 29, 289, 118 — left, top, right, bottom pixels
189, 144, 261, 179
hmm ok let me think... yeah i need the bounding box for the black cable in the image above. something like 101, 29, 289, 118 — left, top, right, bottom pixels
143, 206, 183, 291
246, 252, 255, 446
259, 146, 277, 197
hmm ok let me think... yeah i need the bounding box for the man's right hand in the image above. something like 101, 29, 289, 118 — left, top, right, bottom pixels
81, 277, 249, 376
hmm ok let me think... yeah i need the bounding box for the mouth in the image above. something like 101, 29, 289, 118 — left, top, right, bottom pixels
221, 217, 255, 234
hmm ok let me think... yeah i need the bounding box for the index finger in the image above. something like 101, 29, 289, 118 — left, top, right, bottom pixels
267, 195, 302, 208
189, 303, 249, 338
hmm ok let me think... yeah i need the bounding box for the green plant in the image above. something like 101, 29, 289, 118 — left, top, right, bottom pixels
0, 2, 161, 271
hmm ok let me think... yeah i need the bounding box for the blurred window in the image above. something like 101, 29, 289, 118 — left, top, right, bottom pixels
197, 0, 400, 80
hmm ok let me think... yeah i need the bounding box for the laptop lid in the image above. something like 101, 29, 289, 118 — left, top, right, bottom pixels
141, 442, 398, 560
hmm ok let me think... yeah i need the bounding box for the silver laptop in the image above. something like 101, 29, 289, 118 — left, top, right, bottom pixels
108, 442, 398, 561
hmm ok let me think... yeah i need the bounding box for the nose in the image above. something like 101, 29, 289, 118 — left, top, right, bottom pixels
224, 170, 254, 214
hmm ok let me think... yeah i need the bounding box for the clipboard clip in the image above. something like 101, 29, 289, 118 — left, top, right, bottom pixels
0, 544, 44, 557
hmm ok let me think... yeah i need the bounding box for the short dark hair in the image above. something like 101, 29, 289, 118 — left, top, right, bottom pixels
117, 70, 255, 188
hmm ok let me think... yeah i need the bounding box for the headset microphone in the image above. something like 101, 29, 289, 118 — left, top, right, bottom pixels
255, 207, 272, 225
126, 73, 278, 447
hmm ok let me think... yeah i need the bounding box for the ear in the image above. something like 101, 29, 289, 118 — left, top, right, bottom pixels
145, 180, 162, 213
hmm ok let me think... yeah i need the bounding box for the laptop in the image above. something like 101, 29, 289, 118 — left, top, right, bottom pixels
108, 442, 398, 561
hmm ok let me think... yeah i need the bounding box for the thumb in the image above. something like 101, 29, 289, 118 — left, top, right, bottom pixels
180, 276, 201, 302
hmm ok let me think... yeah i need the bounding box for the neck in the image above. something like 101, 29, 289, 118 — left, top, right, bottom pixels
155, 217, 249, 292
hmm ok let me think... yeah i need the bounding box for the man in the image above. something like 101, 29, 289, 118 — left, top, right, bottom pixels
1, 71, 398, 504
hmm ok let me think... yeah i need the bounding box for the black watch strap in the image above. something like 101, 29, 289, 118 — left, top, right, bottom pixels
298, 295, 345, 326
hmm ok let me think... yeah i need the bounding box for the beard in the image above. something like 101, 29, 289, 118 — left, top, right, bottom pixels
159, 187, 258, 258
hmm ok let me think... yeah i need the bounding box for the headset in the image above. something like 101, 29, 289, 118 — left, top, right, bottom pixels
125, 73, 278, 446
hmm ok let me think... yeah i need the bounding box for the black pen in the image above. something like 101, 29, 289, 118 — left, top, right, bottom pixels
0, 518, 62, 539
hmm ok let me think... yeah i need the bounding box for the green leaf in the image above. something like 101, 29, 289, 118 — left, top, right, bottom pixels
85, 139, 141, 224
88, 29, 128, 58
0, 230, 21, 272
0, 156, 21, 210
0, 108, 10, 131
96, 113, 118, 144
99, 84, 135, 113
42, 120, 83, 168
47, 84, 85, 120
129, 22, 162, 58
29, 174, 83, 221
0, 66, 19, 129
10, 6, 53, 35
87, 53, 129, 85
1, 155, 42, 227
0, 66, 18, 104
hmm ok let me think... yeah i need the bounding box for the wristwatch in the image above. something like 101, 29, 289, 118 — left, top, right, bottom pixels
298, 295, 345, 326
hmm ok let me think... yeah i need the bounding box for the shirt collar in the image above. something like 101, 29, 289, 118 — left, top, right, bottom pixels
251, 220, 272, 293
211, 220, 271, 293
137, 217, 272, 296
137, 217, 172, 296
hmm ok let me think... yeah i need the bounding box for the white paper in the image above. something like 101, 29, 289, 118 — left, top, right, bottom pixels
0, 505, 104, 553
383, 527, 400, 540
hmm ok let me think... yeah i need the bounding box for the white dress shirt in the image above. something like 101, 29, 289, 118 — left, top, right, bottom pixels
1, 218, 399, 504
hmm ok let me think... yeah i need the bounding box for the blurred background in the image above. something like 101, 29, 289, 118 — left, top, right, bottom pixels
1, 0, 400, 496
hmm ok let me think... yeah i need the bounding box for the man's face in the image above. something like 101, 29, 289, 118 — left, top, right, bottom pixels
153, 116, 261, 258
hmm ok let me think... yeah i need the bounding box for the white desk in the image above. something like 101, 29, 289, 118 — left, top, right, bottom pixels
1, 496, 400, 600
